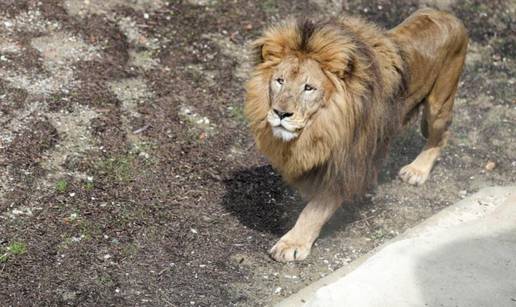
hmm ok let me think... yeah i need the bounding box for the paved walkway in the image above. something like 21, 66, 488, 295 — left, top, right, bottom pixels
278, 186, 516, 307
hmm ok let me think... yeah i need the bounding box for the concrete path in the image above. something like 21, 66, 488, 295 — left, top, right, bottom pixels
278, 186, 516, 307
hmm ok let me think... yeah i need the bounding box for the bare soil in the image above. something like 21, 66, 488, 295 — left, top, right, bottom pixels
0, 0, 514, 306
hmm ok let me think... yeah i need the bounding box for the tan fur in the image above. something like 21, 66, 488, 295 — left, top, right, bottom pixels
245, 9, 468, 262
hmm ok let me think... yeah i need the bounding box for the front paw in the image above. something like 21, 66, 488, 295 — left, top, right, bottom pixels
269, 236, 312, 262
399, 163, 429, 186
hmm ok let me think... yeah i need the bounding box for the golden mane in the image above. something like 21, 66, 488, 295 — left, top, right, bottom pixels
245, 17, 407, 200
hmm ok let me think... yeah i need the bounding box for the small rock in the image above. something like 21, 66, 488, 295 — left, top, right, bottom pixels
139, 151, 150, 159
61, 290, 76, 301
485, 161, 496, 171
201, 215, 212, 222
71, 235, 83, 242
231, 253, 248, 265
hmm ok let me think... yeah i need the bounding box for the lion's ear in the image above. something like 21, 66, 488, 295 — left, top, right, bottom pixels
251, 38, 266, 64
252, 38, 283, 65
342, 57, 355, 79
317, 47, 355, 80
330, 56, 354, 80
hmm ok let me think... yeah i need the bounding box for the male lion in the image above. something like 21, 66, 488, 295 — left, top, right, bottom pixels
244, 8, 468, 262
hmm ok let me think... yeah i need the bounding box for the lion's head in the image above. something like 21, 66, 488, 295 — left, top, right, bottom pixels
245, 18, 403, 198
266, 56, 332, 142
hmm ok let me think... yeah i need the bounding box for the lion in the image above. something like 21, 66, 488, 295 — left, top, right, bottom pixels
244, 8, 468, 262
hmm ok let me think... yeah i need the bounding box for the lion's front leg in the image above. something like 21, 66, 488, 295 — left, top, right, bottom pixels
270, 193, 343, 262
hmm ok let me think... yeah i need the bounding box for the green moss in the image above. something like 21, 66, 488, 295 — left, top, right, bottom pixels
56, 179, 68, 193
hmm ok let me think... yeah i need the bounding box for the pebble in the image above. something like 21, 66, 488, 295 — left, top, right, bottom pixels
139, 151, 150, 159
485, 161, 496, 171
201, 215, 212, 222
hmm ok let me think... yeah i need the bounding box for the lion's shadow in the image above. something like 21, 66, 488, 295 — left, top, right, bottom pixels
379, 127, 426, 183
221, 165, 377, 238
221, 127, 425, 237
221, 165, 299, 236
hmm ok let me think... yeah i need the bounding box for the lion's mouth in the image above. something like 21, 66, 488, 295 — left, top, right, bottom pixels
271, 125, 299, 141
267, 110, 302, 141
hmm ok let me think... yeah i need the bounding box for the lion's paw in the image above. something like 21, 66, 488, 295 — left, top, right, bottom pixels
269, 237, 311, 262
399, 164, 429, 186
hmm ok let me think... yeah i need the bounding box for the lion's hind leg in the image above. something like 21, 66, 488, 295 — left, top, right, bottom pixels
399, 48, 466, 185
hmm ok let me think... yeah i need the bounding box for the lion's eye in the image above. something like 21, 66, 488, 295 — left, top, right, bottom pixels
276, 78, 284, 85
304, 84, 315, 91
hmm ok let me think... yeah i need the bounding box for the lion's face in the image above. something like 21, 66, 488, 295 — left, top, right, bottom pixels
267, 57, 330, 142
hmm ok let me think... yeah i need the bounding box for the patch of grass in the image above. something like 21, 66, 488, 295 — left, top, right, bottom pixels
8, 242, 27, 255
229, 105, 246, 125
261, 0, 278, 14
83, 181, 95, 191
57, 237, 73, 252
97, 155, 135, 182
56, 179, 68, 193
121, 243, 139, 258
129, 141, 155, 155
96, 146, 157, 183
77, 219, 102, 239
1, 241, 27, 262
371, 229, 387, 241
97, 274, 115, 287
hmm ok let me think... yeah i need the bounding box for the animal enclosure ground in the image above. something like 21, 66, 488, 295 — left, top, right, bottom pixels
0, 0, 514, 306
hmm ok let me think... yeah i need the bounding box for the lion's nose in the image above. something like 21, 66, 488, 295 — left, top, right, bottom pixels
273, 109, 294, 120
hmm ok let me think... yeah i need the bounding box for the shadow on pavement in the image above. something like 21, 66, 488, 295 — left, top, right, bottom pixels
415, 229, 516, 306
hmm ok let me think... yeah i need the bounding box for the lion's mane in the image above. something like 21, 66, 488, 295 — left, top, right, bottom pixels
245, 17, 408, 200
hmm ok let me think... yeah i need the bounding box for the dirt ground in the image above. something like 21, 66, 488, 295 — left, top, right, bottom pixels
0, 0, 514, 306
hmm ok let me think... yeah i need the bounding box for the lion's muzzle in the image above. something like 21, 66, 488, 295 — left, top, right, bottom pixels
267, 110, 301, 142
